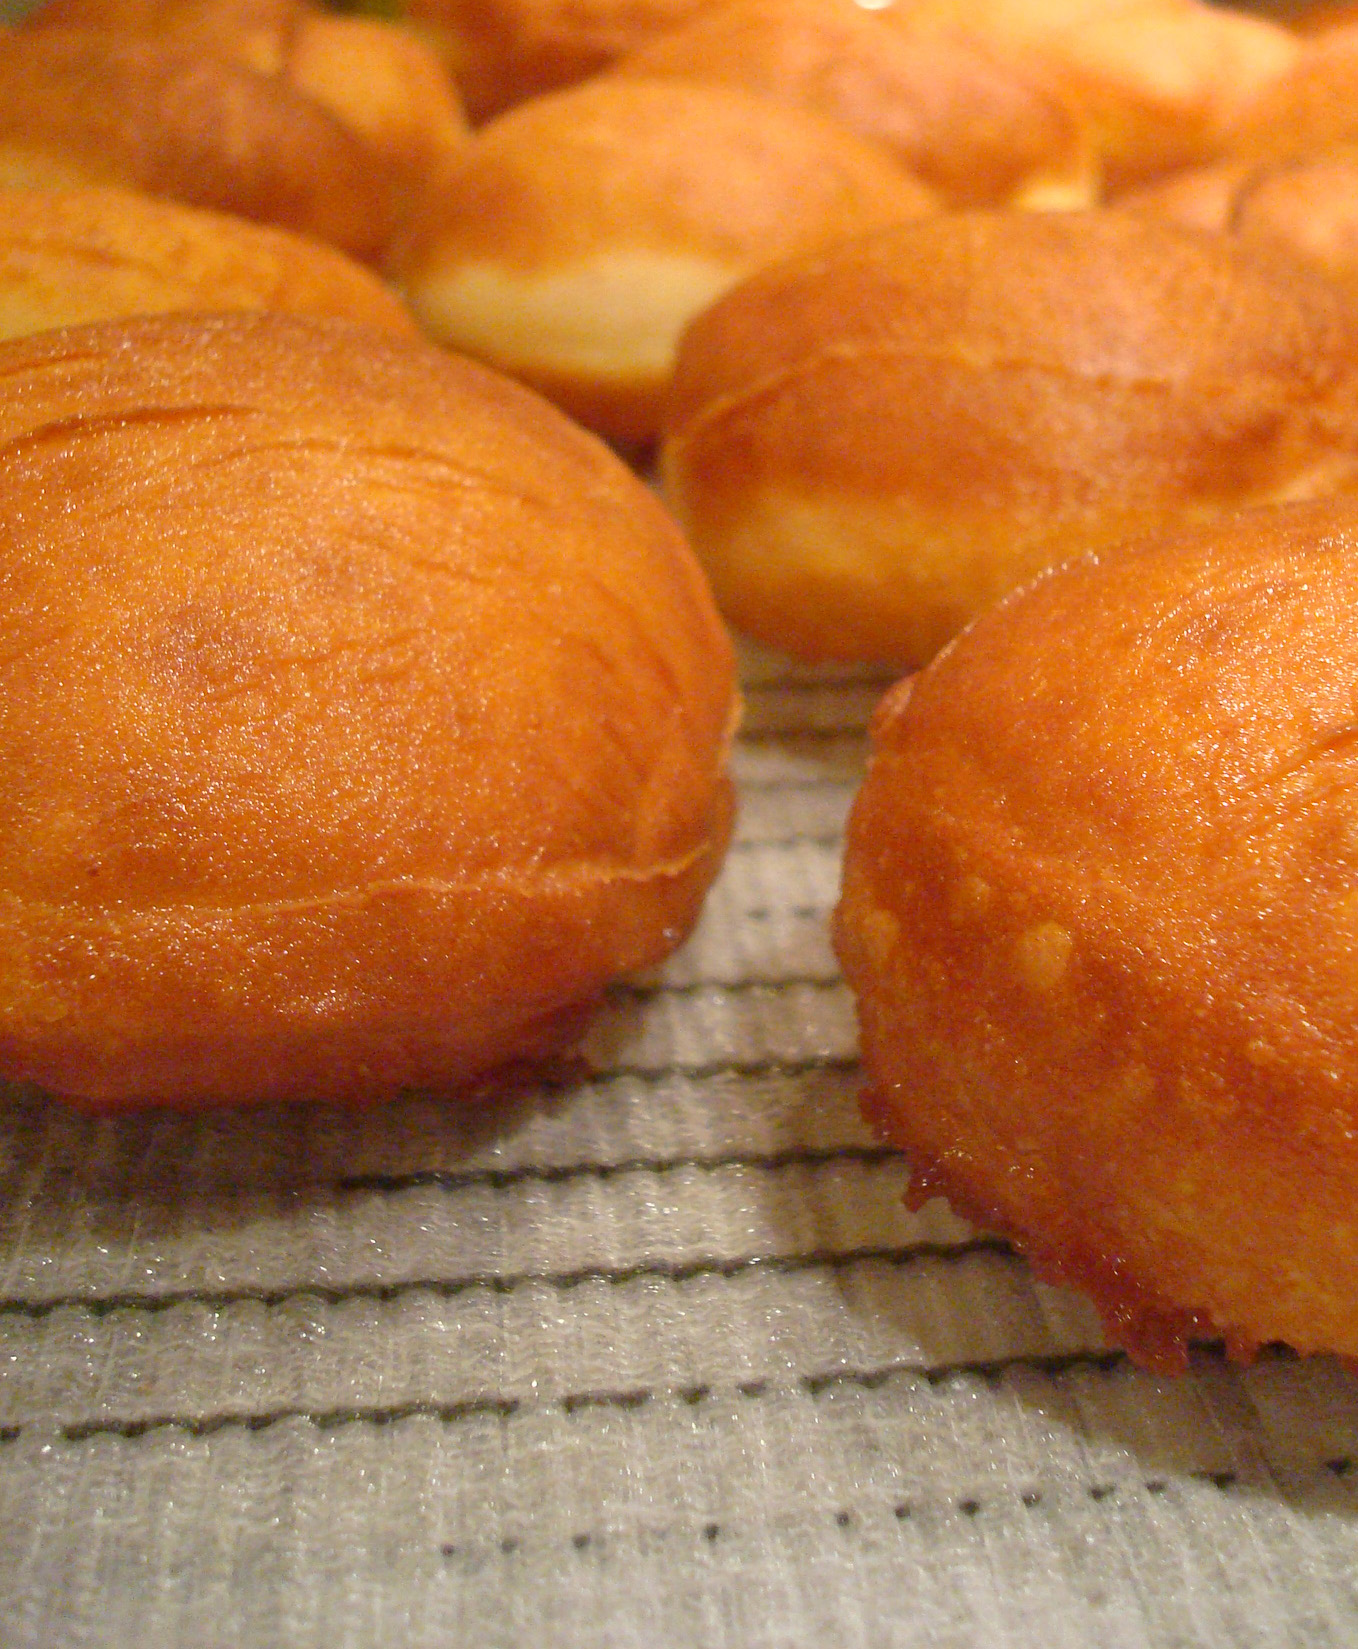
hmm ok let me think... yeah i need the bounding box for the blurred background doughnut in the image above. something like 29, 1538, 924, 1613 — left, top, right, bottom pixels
609, 0, 1098, 210
391, 75, 934, 448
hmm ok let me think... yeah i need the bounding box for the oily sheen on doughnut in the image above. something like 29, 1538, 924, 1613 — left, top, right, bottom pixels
0, 185, 419, 343
660, 210, 1358, 669
0, 313, 737, 1107
834, 496, 1358, 1370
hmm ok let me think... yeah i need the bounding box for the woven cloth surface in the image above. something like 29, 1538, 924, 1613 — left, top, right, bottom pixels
2, 645, 1358, 1648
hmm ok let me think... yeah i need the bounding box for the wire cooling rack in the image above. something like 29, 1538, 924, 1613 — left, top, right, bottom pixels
1, 644, 1358, 1648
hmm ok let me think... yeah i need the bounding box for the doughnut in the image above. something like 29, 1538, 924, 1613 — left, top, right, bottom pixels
659, 209, 1358, 669
397, 0, 717, 123
16, 0, 469, 225
0, 27, 396, 261
1227, 22, 1358, 166
609, 0, 1096, 210
834, 495, 1358, 1370
282, 13, 468, 209
884, 0, 1299, 194
0, 312, 737, 1107
391, 76, 933, 448
1124, 147, 1358, 302
0, 185, 419, 342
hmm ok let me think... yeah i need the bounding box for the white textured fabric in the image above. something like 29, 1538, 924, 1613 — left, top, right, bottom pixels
2, 644, 1358, 1648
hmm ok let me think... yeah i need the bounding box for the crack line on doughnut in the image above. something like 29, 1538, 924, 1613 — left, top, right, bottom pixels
669, 337, 1339, 449
181, 435, 568, 518
0, 835, 725, 923
0, 403, 256, 461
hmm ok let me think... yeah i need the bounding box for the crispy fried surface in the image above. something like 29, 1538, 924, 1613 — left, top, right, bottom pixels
834, 496, 1358, 1368
0, 313, 737, 1105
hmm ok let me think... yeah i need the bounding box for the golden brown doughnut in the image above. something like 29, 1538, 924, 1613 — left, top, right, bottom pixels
0, 185, 419, 342
885, 0, 1299, 194
610, 0, 1095, 210
391, 76, 933, 448
283, 13, 468, 208
1124, 147, 1358, 303
0, 27, 396, 260
660, 209, 1358, 669
21, 0, 471, 213
1227, 22, 1358, 166
834, 495, 1358, 1370
399, 0, 717, 122
0, 312, 737, 1107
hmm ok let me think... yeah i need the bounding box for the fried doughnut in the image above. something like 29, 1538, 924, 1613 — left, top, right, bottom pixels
610, 0, 1096, 210
1124, 147, 1358, 303
834, 496, 1358, 1370
659, 209, 1358, 669
391, 76, 933, 447
886, 0, 1299, 194
21, 0, 471, 212
0, 185, 419, 342
0, 27, 396, 260
0, 312, 736, 1107
398, 0, 716, 122
282, 13, 468, 208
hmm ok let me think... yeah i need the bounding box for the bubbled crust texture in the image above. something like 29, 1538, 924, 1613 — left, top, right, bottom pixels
0, 313, 736, 1106
834, 498, 1358, 1369
661, 211, 1358, 668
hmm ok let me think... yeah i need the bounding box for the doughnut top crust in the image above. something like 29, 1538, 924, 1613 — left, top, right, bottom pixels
0, 185, 419, 343
0, 313, 737, 1105
834, 496, 1358, 1367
